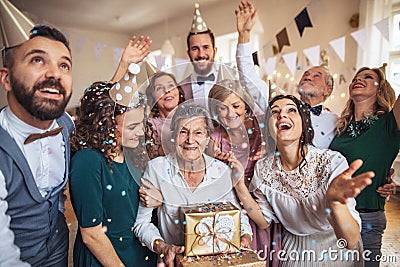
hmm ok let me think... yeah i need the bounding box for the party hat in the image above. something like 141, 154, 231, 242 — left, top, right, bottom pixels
216, 57, 237, 83
190, 3, 208, 33
0, 0, 34, 48
110, 63, 141, 107
143, 59, 160, 78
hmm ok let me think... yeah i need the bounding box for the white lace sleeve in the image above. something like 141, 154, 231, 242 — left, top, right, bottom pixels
327, 152, 361, 231
250, 160, 277, 224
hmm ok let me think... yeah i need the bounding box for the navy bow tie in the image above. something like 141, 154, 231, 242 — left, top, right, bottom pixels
309, 105, 323, 116
197, 73, 215, 85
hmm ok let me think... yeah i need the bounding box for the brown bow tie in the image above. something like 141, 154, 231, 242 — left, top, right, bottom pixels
24, 126, 64, 145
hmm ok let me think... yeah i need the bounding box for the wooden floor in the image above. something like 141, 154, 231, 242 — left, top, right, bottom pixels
65, 188, 400, 266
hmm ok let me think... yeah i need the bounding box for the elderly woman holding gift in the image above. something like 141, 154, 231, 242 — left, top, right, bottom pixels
133, 101, 252, 267
231, 94, 374, 267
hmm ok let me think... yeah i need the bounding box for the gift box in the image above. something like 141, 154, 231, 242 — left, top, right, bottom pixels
179, 251, 266, 267
183, 202, 241, 256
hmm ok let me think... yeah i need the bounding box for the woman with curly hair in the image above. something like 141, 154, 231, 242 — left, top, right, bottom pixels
145, 71, 185, 159
330, 66, 400, 266
69, 81, 157, 266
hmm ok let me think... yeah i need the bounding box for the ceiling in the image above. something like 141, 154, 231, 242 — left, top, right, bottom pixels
9, 0, 222, 34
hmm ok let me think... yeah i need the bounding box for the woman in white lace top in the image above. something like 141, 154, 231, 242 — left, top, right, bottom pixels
231, 94, 374, 266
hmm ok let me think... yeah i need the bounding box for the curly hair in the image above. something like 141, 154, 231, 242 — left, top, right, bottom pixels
336, 67, 396, 135
265, 95, 314, 167
145, 71, 185, 117
70, 81, 148, 169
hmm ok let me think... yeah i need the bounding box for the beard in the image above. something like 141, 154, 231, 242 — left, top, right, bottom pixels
191, 55, 215, 76
10, 73, 71, 121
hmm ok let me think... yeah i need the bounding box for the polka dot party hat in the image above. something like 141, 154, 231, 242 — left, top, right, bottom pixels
190, 3, 208, 33
109, 63, 140, 107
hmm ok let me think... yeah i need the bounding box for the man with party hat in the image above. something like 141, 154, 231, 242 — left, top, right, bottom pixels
0, 20, 74, 266
179, 3, 218, 108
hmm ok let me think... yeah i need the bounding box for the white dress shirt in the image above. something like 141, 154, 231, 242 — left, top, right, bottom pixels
133, 153, 252, 251
190, 69, 217, 108
0, 107, 65, 198
0, 171, 30, 266
236, 43, 269, 114
309, 105, 338, 149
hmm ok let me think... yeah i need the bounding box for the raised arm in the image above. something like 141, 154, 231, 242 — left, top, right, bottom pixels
229, 155, 270, 230
325, 159, 374, 249
235, 1, 269, 113
235, 0, 257, 44
392, 93, 400, 129
110, 36, 152, 83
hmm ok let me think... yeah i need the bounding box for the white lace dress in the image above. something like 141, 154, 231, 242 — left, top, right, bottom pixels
251, 145, 363, 267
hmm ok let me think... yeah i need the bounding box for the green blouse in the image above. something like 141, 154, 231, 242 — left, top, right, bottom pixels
330, 111, 400, 210
70, 149, 156, 266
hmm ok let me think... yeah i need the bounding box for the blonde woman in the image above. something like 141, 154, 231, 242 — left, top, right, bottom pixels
330, 66, 400, 266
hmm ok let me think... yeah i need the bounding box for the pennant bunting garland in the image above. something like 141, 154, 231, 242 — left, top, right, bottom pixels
154, 55, 166, 69
73, 35, 87, 55
263, 56, 277, 77
252, 51, 260, 66
329, 36, 346, 62
282, 52, 297, 76
374, 17, 389, 41
303, 45, 320, 66
94, 42, 107, 60
112, 47, 124, 68
295, 8, 313, 37
350, 28, 368, 51
276, 28, 290, 52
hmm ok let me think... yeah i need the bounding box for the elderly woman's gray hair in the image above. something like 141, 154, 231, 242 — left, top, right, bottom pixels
170, 101, 214, 137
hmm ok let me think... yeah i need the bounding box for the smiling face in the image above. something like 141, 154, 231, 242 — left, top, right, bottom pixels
175, 116, 209, 162
349, 69, 379, 102
5, 36, 72, 121
187, 33, 217, 75
298, 66, 331, 105
268, 98, 303, 145
116, 107, 145, 149
217, 93, 246, 130
152, 75, 180, 117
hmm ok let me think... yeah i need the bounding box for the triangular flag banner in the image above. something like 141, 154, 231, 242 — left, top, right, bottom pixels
73, 35, 87, 55
276, 28, 290, 52
329, 36, 346, 62
282, 52, 298, 76
295, 8, 313, 37
374, 17, 389, 41
350, 28, 368, 51
112, 47, 124, 68
154, 55, 166, 69
303, 45, 320, 67
263, 56, 277, 77
94, 42, 107, 60
252, 51, 260, 66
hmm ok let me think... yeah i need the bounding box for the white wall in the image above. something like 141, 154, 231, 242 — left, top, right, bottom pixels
1, 0, 361, 115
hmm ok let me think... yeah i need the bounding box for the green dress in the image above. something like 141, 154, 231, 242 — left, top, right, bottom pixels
330, 111, 400, 210
69, 149, 157, 266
